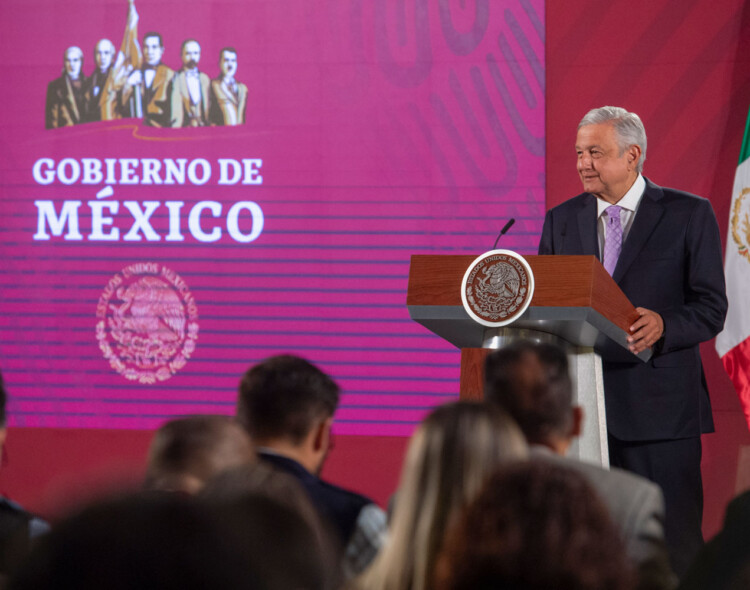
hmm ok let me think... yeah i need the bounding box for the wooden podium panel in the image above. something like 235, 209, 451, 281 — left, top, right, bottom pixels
407, 254, 644, 362
407, 254, 645, 467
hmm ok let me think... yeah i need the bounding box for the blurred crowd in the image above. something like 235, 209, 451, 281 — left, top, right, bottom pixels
0, 342, 745, 589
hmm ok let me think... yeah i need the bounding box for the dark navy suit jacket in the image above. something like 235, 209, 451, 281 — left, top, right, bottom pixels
538, 177, 727, 441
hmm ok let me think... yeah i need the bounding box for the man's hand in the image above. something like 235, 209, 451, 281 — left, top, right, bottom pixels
627, 307, 664, 354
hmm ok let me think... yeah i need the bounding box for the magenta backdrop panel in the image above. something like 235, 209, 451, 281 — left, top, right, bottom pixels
0, 0, 545, 433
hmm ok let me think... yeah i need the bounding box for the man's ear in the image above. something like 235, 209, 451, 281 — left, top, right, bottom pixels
627, 144, 642, 170
312, 417, 333, 453
570, 406, 584, 439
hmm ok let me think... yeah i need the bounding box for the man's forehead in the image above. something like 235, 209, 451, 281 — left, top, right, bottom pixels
576, 124, 616, 147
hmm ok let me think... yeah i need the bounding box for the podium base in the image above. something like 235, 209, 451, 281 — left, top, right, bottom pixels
459, 336, 609, 469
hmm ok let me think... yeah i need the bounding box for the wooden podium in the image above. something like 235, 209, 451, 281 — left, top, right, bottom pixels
407, 254, 647, 466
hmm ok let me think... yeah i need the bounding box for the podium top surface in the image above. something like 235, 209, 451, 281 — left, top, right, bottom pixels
407, 254, 647, 361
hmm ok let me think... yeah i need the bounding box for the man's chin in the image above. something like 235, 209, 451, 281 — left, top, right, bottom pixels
581, 179, 602, 194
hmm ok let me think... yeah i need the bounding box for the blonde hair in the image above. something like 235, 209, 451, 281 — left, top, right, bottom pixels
354, 401, 527, 590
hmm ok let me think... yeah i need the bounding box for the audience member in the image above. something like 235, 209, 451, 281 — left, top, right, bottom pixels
484, 340, 675, 588
436, 460, 635, 590
353, 401, 527, 590
679, 488, 750, 590
8, 491, 330, 590
143, 414, 254, 494
202, 461, 339, 589
0, 371, 49, 579
236, 354, 387, 579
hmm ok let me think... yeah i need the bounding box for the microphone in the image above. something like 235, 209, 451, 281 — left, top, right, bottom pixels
492, 218, 516, 249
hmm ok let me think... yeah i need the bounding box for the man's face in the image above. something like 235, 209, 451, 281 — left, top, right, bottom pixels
575, 123, 638, 204
182, 41, 201, 69
64, 48, 82, 79
219, 51, 238, 78
144, 36, 164, 66
95, 40, 115, 71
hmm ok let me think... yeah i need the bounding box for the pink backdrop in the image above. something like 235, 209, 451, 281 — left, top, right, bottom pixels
1, 0, 545, 433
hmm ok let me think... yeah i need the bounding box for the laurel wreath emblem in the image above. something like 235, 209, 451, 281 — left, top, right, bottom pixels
731, 187, 750, 263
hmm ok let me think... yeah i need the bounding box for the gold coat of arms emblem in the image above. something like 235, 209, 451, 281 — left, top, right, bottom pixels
731, 187, 750, 262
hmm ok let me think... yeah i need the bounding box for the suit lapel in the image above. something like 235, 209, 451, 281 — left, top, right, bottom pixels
612, 179, 665, 282
577, 195, 599, 257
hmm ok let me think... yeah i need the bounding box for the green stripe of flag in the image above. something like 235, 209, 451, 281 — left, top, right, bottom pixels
740, 105, 750, 164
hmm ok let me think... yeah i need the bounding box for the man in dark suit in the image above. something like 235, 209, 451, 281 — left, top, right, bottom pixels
236, 354, 386, 580
538, 106, 727, 577
83, 39, 115, 122
45, 46, 86, 129
484, 341, 675, 588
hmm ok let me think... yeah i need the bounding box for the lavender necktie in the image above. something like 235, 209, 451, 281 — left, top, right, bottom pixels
603, 205, 623, 276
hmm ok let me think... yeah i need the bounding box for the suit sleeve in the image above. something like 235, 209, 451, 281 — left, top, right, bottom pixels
538, 209, 555, 255
45, 82, 56, 129
659, 198, 727, 352
627, 483, 676, 586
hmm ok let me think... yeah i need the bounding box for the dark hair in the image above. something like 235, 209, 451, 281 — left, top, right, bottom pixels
143, 32, 163, 47
436, 460, 634, 590
202, 462, 340, 587
237, 355, 340, 443
220, 47, 238, 60
483, 341, 573, 444
144, 415, 254, 493
180, 39, 199, 52
8, 494, 266, 590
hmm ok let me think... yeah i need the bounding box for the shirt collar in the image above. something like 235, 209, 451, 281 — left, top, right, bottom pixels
597, 173, 645, 218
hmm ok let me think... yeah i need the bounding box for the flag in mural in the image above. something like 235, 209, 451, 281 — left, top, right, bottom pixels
716, 106, 750, 429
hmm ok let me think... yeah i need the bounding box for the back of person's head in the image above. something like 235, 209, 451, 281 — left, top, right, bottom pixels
356, 401, 527, 590
202, 462, 339, 589
8, 493, 265, 590
484, 340, 574, 445
436, 460, 634, 590
201, 461, 333, 550
144, 415, 254, 494
237, 355, 340, 444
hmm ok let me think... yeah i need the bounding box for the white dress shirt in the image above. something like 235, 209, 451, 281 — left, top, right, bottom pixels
596, 174, 646, 261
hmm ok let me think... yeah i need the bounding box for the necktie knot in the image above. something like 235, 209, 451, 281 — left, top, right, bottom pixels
606, 205, 622, 223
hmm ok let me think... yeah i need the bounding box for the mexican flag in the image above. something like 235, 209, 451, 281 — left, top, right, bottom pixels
716, 107, 750, 430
